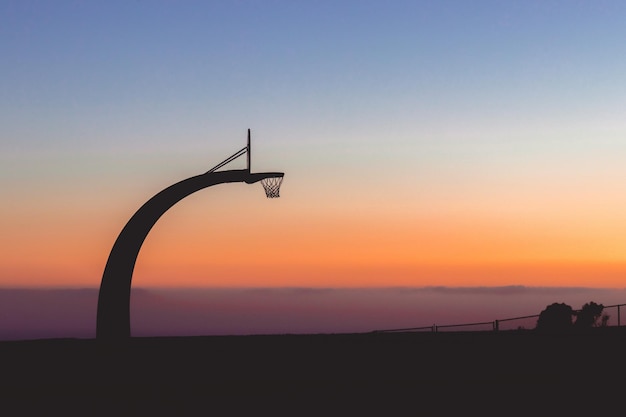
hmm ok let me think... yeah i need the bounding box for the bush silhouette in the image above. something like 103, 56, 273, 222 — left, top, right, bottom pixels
574, 302, 604, 329
536, 302, 573, 332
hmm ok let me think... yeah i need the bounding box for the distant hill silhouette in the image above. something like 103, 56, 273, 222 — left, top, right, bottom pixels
2, 287, 625, 340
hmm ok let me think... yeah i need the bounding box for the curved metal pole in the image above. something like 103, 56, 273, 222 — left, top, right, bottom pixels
96, 169, 279, 340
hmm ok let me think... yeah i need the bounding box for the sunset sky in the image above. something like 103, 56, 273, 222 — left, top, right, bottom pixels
2, 1, 626, 294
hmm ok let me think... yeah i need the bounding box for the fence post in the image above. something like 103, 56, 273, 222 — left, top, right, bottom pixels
493, 320, 499, 332
619, 305, 621, 327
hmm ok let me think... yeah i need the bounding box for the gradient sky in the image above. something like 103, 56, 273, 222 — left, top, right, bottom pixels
2, 1, 626, 290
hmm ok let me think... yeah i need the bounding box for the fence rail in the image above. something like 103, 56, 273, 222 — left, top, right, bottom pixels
374, 303, 626, 333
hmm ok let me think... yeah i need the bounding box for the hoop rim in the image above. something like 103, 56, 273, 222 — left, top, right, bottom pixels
245, 171, 284, 184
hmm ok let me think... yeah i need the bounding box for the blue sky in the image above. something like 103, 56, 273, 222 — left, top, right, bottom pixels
5, 1, 626, 154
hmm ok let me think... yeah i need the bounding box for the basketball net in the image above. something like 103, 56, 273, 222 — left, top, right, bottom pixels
261, 176, 283, 198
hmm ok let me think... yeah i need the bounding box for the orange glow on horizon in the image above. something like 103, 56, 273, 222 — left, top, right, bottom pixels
3, 159, 626, 289
3, 197, 626, 289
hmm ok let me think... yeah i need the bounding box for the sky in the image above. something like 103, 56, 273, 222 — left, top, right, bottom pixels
2, 0, 626, 302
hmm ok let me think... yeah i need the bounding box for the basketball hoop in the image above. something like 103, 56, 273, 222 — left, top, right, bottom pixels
205, 129, 284, 198
260, 175, 283, 198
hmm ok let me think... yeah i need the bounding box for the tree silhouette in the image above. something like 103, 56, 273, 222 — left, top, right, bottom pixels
574, 302, 604, 329
536, 302, 573, 332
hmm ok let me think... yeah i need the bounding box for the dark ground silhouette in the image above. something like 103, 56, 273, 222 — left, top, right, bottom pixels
1, 329, 625, 416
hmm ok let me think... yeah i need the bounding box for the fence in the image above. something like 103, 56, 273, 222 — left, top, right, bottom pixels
375, 303, 625, 333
